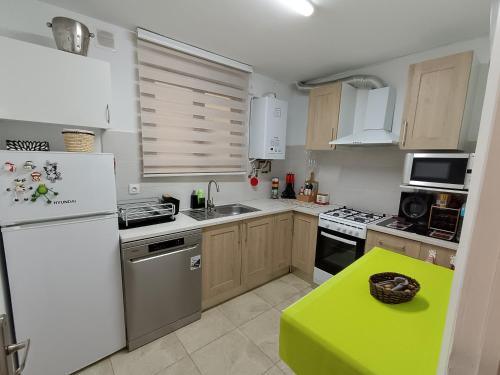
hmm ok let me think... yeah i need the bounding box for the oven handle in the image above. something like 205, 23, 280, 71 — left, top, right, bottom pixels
320, 231, 357, 246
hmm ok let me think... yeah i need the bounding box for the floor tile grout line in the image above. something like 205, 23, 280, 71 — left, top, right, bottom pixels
189, 353, 204, 375
237, 321, 280, 369
108, 355, 117, 375
168, 333, 203, 375
218, 303, 274, 329
188, 324, 240, 357
87, 275, 309, 375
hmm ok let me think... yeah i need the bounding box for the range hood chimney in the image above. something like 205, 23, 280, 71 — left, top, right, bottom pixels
330, 86, 397, 146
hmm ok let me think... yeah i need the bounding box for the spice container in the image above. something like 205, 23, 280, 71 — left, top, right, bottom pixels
315, 193, 330, 205
271, 177, 280, 199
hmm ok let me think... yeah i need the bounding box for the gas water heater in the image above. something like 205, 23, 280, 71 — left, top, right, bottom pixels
249, 96, 288, 160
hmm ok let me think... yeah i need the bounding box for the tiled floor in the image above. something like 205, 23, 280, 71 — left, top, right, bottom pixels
75, 274, 312, 375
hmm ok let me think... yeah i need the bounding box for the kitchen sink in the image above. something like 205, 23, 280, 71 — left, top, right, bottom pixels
182, 204, 260, 221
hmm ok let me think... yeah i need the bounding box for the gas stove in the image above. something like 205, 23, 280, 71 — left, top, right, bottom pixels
318, 206, 385, 239
315, 206, 386, 284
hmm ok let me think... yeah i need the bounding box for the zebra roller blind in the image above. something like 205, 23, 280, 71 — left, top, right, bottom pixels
137, 36, 251, 176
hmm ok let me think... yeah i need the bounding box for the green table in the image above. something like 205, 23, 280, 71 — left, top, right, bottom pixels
279, 248, 453, 375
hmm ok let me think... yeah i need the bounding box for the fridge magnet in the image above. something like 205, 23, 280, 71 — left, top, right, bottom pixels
31, 184, 59, 204
3, 161, 16, 173
6, 140, 50, 151
43, 161, 62, 183
23, 161, 36, 170
31, 171, 42, 182
6, 178, 33, 202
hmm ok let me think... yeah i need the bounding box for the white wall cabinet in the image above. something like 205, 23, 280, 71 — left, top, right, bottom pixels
0, 36, 111, 129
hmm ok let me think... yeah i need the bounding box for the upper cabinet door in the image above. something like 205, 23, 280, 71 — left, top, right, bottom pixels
0, 36, 111, 129
400, 51, 473, 150
306, 82, 341, 150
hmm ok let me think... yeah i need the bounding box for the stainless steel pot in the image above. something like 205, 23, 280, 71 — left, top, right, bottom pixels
46, 17, 94, 56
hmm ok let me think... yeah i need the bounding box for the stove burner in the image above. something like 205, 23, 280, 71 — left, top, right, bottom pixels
322, 207, 384, 224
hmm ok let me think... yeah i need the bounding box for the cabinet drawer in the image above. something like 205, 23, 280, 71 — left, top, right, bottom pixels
419, 244, 456, 269
366, 231, 420, 259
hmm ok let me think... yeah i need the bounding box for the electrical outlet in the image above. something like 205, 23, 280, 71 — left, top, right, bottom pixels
128, 183, 141, 195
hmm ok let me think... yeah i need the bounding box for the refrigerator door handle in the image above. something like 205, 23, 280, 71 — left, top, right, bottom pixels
6, 339, 30, 375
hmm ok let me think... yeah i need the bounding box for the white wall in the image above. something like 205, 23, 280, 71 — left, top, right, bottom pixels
284, 37, 490, 214
0, 0, 292, 205
103, 71, 292, 207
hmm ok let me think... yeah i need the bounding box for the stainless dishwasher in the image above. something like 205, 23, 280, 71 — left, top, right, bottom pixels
121, 229, 202, 350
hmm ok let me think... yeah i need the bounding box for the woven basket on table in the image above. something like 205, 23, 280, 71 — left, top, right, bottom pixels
369, 272, 420, 304
62, 129, 95, 152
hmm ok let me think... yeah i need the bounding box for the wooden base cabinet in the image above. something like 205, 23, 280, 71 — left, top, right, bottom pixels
242, 216, 274, 290
202, 223, 243, 309
365, 231, 421, 259
202, 213, 295, 309
291, 213, 318, 279
272, 213, 293, 278
365, 230, 456, 269
418, 244, 456, 268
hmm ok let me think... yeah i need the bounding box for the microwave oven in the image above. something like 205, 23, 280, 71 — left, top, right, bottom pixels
403, 153, 474, 190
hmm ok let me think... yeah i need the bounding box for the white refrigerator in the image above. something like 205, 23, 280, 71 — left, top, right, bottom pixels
0, 151, 125, 375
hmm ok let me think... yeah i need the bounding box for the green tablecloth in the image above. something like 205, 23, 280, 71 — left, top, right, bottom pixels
279, 248, 453, 375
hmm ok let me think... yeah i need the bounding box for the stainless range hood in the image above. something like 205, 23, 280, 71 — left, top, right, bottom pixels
330, 86, 398, 146
331, 129, 399, 145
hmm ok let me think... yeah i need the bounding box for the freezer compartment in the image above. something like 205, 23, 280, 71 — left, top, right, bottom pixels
2, 214, 125, 375
0, 151, 117, 226
121, 230, 202, 350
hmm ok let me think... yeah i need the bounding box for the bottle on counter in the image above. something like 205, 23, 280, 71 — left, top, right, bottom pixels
271, 177, 280, 199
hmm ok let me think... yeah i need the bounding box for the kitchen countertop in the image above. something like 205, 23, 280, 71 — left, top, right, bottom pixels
367, 222, 459, 251
119, 198, 339, 243
280, 248, 454, 375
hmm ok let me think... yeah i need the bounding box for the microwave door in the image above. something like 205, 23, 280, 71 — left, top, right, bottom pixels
404, 154, 469, 189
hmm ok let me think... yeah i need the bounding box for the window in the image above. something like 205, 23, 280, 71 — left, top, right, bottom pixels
137, 29, 252, 176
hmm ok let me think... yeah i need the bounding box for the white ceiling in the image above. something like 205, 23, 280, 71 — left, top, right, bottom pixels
40, 0, 491, 82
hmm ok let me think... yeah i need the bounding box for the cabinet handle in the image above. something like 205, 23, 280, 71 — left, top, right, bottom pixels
378, 240, 406, 252
106, 104, 110, 124
401, 120, 408, 147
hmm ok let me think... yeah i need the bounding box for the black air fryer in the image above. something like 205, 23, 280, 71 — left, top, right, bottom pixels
398, 192, 433, 228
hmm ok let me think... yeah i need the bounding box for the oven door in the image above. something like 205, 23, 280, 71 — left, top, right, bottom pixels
315, 227, 365, 277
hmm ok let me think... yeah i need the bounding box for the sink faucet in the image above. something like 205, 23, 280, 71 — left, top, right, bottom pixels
207, 179, 220, 212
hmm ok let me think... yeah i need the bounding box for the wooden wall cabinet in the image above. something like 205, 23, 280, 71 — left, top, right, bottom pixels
306, 82, 341, 150
241, 216, 274, 290
400, 51, 473, 150
291, 213, 318, 279
272, 213, 293, 278
202, 223, 243, 309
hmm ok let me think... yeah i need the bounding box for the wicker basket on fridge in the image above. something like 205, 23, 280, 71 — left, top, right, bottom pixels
62, 129, 95, 152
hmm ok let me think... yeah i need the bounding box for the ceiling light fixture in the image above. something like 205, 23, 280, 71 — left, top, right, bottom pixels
277, 0, 314, 17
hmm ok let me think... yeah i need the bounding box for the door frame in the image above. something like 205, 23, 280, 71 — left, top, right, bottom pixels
438, 2, 500, 373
